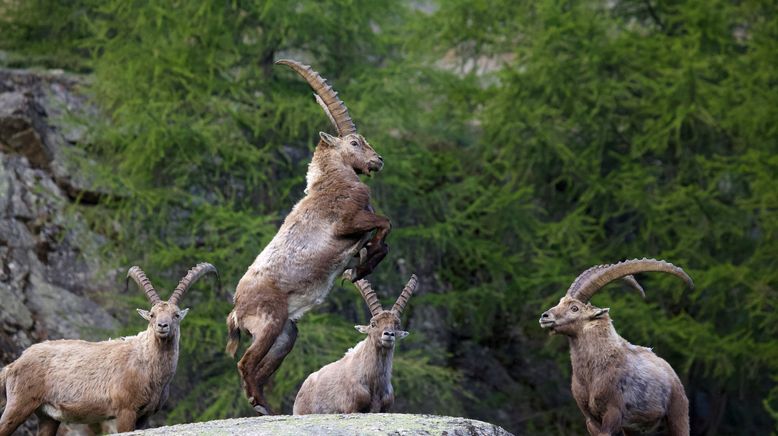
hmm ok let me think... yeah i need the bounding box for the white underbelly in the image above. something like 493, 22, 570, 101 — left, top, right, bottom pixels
40, 404, 110, 424
286, 241, 362, 321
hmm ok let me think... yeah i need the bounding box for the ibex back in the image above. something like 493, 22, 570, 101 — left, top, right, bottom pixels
226, 60, 391, 415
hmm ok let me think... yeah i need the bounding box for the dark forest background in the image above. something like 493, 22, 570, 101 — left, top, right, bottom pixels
1, 0, 776, 434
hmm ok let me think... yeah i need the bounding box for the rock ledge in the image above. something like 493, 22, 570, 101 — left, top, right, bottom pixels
128, 414, 514, 436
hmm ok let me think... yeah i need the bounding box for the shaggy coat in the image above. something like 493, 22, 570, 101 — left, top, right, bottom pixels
540, 259, 693, 436
0, 263, 216, 436
227, 60, 391, 415
293, 275, 416, 415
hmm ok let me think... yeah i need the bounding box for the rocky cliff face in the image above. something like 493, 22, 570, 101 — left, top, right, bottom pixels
0, 68, 119, 435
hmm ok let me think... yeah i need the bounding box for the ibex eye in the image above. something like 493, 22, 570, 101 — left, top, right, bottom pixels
571, 306, 579, 312
370, 321, 376, 328
351, 141, 359, 147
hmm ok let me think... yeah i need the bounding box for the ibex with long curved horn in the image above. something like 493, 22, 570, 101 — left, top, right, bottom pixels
226, 60, 391, 414
0, 263, 217, 436
539, 258, 693, 436
293, 275, 418, 415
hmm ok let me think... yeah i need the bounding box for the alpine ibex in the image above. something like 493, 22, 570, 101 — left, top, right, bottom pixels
539, 258, 693, 436
227, 59, 392, 415
0, 263, 217, 436
293, 275, 417, 415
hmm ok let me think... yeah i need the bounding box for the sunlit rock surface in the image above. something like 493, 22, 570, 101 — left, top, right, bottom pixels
129, 414, 514, 436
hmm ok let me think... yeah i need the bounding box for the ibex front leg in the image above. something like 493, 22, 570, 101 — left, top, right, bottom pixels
339, 208, 391, 281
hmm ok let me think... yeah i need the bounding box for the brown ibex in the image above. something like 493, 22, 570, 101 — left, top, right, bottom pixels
539, 258, 693, 436
226, 59, 392, 414
293, 275, 417, 415
0, 263, 217, 436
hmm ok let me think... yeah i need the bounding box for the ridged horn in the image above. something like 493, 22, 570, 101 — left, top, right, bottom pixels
566, 264, 646, 299
620, 275, 645, 298
355, 279, 383, 317
568, 258, 693, 303
392, 274, 418, 315
127, 266, 161, 305
169, 262, 218, 306
275, 59, 357, 137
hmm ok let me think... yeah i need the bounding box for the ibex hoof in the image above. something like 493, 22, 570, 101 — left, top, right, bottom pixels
359, 247, 368, 265
253, 404, 270, 415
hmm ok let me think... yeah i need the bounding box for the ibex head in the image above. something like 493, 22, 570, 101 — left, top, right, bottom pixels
539, 258, 693, 336
275, 59, 383, 177
127, 263, 218, 339
354, 275, 417, 349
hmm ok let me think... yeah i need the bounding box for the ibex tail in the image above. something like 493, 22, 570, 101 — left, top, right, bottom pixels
226, 311, 241, 358
0, 366, 7, 408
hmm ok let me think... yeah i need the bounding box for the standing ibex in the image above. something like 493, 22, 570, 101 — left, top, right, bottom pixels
0, 263, 217, 436
293, 275, 417, 415
227, 59, 391, 415
539, 258, 693, 436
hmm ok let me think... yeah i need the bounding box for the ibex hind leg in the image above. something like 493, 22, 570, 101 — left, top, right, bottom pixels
253, 319, 298, 391
237, 295, 288, 415
0, 395, 38, 436
35, 414, 60, 436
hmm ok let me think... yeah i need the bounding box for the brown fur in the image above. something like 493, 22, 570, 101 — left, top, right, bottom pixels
293, 275, 416, 415
0, 367, 6, 409
0, 302, 187, 436
228, 132, 391, 414
0, 263, 216, 436
293, 311, 407, 415
541, 296, 690, 436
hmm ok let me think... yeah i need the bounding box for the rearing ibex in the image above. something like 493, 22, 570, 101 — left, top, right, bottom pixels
539, 258, 693, 436
226, 60, 391, 414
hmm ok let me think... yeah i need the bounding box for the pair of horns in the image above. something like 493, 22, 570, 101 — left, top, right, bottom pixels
126, 262, 218, 306
566, 258, 694, 303
275, 59, 357, 137
355, 274, 418, 317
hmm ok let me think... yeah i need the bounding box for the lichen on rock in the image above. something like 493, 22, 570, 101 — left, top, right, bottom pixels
127, 413, 514, 436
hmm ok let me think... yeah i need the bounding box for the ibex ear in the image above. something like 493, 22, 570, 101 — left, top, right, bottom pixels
396, 330, 409, 339
177, 308, 189, 320
591, 308, 610, 319
319, 131, 339, 147
354, 325, 369, 334
137, 309, 151, 321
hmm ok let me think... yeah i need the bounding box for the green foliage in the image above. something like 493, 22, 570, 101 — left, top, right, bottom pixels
2, 0, 776, 433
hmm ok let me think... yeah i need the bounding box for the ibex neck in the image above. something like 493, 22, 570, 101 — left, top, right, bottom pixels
568, 320, 623, 379
305, 145, 359, 193
139, 329, 180, 377
352, 338, 394, 391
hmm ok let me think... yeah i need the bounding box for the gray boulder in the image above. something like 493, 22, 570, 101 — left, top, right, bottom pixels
128, 414, 514, 436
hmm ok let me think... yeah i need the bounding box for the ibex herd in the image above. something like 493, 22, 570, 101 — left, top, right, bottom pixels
0, 60, 694, 436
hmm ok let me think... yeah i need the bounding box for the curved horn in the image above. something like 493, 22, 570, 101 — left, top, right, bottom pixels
355, 279, 383, 317
566, 264, 646, 299
620, 275, 645, 298
392, 274, 418, 316
568, 258, 693, 303
275, 59, 357, 137
169, 262, 218, 306
127, 266, 161, 305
